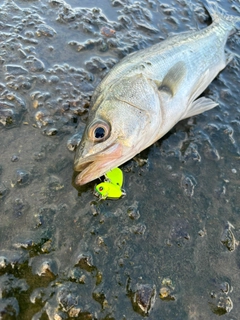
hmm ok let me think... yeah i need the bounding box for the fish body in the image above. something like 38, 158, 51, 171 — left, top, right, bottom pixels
74, 4, 240, 185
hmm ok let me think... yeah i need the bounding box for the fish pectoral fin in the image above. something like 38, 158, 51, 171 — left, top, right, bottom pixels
182, 97, 218, 119
158, 61, 187, 97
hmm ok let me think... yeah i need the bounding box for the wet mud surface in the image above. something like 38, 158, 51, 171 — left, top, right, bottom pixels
0, 0, 240, 319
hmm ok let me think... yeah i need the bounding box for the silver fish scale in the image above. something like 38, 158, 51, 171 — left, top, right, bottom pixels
110, 74, 160, 115
96, 21, 231, 98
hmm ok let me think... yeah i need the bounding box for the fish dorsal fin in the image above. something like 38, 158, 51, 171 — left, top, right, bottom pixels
158, 61, 187, 96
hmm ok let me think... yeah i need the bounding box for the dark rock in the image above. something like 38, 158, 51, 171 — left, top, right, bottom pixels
0, 297, 19, 319
159, 287, 175, 301
159, 278, 175, 301
0, 250, 28, 270
38, 260, 57, 277
181, 174, 197, 197
12, 232, 50, 254
42, 127, 58, 136
0, 273, 29, 296
127, 203, 140, 220
36, 24, 56, 37
168, 219, 190, 246
48, 75, 59, 84
131, 223, 146, 235
221, 222, 237, 252
14, 169, 31, 186
85, 57, 108, 73
68, 268, 86, 284
24, 57, 45, 72
133, 284, 156, 315
0, 108, 14, 126
0, 256, 8, 271
203, 142, 220, 160
67, 133, 82, 151
11, 155, 19, 162
209, 296, 233, 315
20, 81, 32, 90
92, 290, 108, 308
0, 183, 8, 198
68, 307, 81, 318
100, 26, 116, 37
57, 287, 78, 312
209, 281, 233, 315
12, 198, 29, 217
75, 253, 94, 272
30, 257, 59, 277
48, 175, 64, 191
5, 65, 28, 75
219, 282, 230, 294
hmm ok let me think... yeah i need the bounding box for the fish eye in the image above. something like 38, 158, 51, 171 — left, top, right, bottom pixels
89, 121, 110, 142
94, 127, 105, 139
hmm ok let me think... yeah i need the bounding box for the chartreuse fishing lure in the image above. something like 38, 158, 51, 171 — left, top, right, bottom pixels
95, 168, 125, 199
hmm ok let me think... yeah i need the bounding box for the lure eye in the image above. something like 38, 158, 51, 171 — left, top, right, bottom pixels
89, 121, 110, 142
99, 186, 104, 191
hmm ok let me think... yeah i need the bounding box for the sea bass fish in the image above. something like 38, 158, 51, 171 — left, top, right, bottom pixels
74, 4, 240, 185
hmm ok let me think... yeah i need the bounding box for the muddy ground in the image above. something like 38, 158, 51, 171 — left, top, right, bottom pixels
0, 0, 240, 319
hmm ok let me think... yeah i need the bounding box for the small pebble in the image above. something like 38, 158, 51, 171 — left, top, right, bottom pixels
11, 155, 19, 162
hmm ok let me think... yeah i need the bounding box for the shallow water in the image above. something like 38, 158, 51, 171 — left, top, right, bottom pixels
0, 0, 239, 319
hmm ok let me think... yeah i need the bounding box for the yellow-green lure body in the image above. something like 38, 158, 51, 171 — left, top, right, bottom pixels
105, 168, 123, 187
95, 168, 125, 199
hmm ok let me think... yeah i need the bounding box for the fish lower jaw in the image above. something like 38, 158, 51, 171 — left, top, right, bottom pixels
74, 143, 124, 185
75, 172, 93, 185
75, 160, 114, 185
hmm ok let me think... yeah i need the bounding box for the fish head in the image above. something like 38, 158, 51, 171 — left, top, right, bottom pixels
74, 97, 154, 185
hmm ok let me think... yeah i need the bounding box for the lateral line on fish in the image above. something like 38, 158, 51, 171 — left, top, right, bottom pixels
115, 96, 150, 115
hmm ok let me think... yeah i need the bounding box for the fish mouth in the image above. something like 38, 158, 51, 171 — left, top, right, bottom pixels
74, 143, 123, 185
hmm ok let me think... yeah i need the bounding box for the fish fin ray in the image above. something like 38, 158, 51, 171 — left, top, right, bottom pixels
188, 69, 211, 105
182, 97, 218, 119
158, 61, 187, 97
225, 50, 235, 65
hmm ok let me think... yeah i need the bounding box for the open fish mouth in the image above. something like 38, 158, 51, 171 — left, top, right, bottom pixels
74, 143, 123, 185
